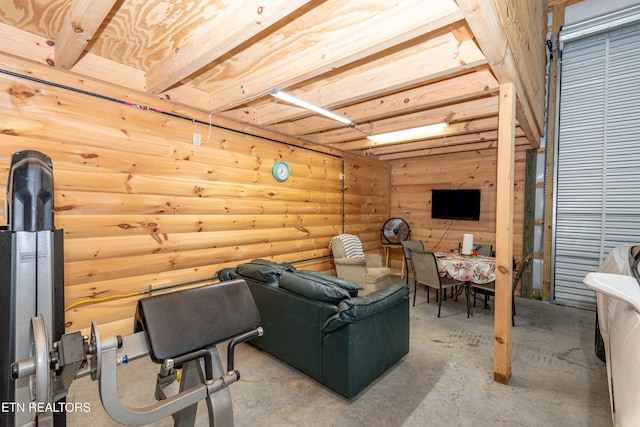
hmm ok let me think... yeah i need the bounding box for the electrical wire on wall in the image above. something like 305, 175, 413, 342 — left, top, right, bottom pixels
203, 89, 272, 144
428, 181, 468, 251
428, 219, 456, 252
64, 277, 220, 312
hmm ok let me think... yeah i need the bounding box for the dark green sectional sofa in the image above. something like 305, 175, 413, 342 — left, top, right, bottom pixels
217, 260, 410, 399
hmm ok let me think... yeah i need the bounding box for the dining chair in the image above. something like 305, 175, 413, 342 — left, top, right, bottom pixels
470, 254, 533, 325
401, 240, 424, 285
458, 242, 493, 256
410, 249, 468, 317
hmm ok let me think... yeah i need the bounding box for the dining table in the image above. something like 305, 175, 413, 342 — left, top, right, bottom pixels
434, 252, 496, 285
434, 252, 496, 317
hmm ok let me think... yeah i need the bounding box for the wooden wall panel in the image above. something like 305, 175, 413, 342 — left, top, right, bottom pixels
0, 66, 389, 335
343, 156, 390, 252
388, 148, 527, 290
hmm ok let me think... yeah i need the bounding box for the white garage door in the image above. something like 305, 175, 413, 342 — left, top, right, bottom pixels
554, 14, 640, 309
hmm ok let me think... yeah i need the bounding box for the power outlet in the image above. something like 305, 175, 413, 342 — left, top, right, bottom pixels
192, 133, 202, 146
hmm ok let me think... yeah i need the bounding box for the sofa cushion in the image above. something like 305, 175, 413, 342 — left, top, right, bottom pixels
298, 270, 362, 297
321, 284, 409, 332
279, 271, 350, 304
237, 262, 282, 286
366, 267, 391, 283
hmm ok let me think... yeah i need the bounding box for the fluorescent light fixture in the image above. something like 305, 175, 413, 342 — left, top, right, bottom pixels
270, 89, 354, 126
367, 122, 448, 144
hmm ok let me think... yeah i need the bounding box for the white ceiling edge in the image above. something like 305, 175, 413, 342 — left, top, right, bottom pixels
565, 0, 640, 26
561, 2, 640, 41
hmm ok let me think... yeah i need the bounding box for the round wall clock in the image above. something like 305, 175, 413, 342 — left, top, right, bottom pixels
272, 160, 290, 182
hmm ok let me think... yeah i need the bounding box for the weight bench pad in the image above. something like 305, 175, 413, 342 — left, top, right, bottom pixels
134, 279, 261, 362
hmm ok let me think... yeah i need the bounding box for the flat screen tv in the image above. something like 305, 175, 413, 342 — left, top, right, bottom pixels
431, 189, 481, 221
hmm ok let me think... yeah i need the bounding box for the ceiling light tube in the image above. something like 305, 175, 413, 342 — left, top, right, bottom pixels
270, 89, 354, 126
367, 122, 448, 144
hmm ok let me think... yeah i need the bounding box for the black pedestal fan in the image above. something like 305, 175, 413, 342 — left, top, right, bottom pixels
381, 217, 411, 244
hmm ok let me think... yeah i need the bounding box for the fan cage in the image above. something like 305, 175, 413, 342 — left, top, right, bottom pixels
381, 217, 411, 244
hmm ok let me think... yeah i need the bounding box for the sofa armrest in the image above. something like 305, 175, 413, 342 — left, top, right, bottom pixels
321, 284, 409, 398
321, 284, 409, 332
332, 259, 366, 287
365, 252, 383, 267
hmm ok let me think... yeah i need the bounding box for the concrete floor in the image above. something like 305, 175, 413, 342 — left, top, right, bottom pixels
66, 278, 611, 426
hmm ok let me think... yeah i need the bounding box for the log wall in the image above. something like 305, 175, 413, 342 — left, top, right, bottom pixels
388, 148, 527, 289
0, 58, 389, 335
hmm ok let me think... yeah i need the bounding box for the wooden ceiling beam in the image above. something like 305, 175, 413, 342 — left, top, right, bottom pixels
145, 0, 315, 95
0, 22, 148, 96
223, 33, 485, 127
0, 23, 53, 66
251, 69, 499, 134
70, 53, 148, 93
307, 96, 499, 145
370, 127, 525, 156
205, 0, 463, 112
374, 136, 529, 161
331, 117, 500, 151
456, 0, 546, 147
225, 34, 482, 130
379, 140, 497, 160
54, 0, 118, 69
449, 20, 475, 41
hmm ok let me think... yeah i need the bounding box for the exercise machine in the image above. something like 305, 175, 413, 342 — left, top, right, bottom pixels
1, 151, 263, 426
0, 150, 65, 427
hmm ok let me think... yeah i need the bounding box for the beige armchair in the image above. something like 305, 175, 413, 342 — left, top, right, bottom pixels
329, 234, 391, 295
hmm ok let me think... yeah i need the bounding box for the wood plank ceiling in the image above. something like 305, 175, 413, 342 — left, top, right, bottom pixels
0, 0, 552, 160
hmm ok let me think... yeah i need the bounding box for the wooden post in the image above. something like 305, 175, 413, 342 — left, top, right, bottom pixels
542, 4, 565, 302
494, 82, 515, 384
522, 148, 537, 298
